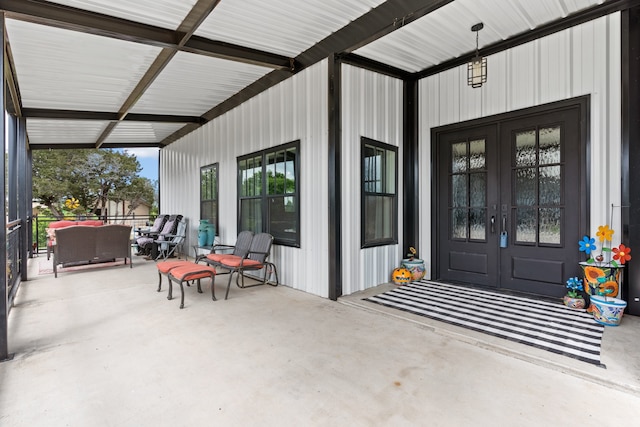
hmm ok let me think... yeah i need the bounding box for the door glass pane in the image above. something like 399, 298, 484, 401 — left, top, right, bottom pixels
469, 173, 486, 207
469, 139, 485, 170
539, 126, 561, 164
539, 207, 561, 244
451, 175, 467, 207
516, 207, 536, 243
515, 130, 536, 166
452, 142, 467, 172
539, 166, 561, 205
469, 208, 486, 241
451, 208, 467, 239
515, 168, 536, 206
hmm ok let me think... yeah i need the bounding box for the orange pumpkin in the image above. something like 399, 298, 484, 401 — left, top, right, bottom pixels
392, 267, 412, 285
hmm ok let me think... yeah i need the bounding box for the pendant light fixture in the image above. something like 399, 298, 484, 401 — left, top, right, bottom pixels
467, 22, 487, 88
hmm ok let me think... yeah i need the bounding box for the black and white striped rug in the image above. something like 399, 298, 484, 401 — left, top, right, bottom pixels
364, 280, 605, 366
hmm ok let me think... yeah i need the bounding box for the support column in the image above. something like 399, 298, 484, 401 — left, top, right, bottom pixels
328, 54, 342, 301
403, 78, 419, 256
1, 12, 10, 362
622, 7, 640, 315
18, 117, 29, 279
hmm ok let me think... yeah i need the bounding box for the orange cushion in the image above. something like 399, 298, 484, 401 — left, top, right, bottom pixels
80, 220, 104, 226
156, 260, 193, 274
206, 253, 241, 263
48, 220, 77, 229
169, 265, 216, 281
220, 258, 263, 268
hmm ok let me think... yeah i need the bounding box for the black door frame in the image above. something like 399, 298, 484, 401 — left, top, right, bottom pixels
431, 96, 590, 293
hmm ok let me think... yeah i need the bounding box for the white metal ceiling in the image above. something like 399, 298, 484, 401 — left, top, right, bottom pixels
6, 18, 161, 111
42, 0, 199, 31
129, 51, 272, 116
25, 119, 109, 145
354, 0, 605, 72
195, 0, 387, 57
2, 0, 612, 147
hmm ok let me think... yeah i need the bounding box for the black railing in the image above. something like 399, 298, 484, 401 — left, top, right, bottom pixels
6, 220, 22, 309
31, 214, 156, 255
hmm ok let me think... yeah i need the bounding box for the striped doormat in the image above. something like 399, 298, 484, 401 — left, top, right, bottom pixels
365, 280, 605, 366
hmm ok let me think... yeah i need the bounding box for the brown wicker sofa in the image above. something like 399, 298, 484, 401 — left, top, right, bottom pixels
52, 224, 133, 277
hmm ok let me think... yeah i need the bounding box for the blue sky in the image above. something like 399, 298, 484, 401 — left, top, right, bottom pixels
121, 148, 159, 181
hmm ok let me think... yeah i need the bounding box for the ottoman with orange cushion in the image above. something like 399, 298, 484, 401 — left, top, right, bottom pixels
166, 263, 217, 309
156, 260, 193, 292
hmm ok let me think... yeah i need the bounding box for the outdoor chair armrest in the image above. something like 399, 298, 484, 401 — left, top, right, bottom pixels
212, 244, 235, 253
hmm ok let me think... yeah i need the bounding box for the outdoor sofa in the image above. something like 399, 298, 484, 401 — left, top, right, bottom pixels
52, 224, 133, 277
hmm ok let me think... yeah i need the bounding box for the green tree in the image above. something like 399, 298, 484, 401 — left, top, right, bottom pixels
33, 149, 151, 219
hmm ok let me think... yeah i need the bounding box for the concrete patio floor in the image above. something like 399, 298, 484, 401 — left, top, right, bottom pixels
1, 255, 640, 426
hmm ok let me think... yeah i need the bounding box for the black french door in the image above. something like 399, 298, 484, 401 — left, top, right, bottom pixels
436, 103, 585, 297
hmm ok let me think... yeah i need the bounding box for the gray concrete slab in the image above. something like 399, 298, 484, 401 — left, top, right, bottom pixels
1, 258, 639, 426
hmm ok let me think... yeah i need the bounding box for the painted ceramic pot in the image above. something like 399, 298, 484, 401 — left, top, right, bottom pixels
401, 258, 426, 281
588, 295, 627, 326
562, 295, 585, 309
579, 262, 623, 298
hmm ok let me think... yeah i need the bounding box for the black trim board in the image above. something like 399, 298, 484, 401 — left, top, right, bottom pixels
621, 6, 640, 315
328, 54, 342, 301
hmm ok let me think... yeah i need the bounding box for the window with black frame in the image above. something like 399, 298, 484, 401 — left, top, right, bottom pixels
200, 163, 219, 234
238, 141, 300, 247
362, 137, 398, 247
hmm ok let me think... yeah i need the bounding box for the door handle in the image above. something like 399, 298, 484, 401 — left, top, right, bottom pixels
490, 216, 495, 233
502, 216, 507, 233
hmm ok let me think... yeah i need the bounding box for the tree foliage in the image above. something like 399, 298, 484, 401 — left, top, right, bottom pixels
32, 149, 155, 219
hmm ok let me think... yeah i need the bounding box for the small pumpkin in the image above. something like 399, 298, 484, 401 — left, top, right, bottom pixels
392, 267, 412, 285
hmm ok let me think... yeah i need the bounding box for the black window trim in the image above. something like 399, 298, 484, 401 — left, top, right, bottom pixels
361, 136, 398, 248
237, 140, 301, 247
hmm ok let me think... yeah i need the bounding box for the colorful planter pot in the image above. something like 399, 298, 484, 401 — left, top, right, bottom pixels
198, 219, 209, 247
588, 295, 627, 326
579, 262, 623, 298
563, 295, 585, 309
401, 258, 426, 281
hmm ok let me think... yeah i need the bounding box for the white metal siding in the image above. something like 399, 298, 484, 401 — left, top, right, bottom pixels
341, 65, 403, 295
418, 14, 621, 278
160, 60, 329, 297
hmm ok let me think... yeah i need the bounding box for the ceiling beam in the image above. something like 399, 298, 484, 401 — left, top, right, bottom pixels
94, 0, 223, 148
22, 108, 204, 123
0, 0, 293, 70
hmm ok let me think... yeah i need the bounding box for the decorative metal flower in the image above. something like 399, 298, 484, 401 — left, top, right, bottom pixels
565, 276, 583, 298
580, 225, 632, 268
579, 236, 596, 255
612, 244, 632, 265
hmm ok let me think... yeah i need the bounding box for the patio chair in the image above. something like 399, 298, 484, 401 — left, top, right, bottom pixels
136, 214, 182, 256
154, 218, 187, 260
135, 214, 169, 241
211, 232, 279, 300
199, 230, 254, 265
